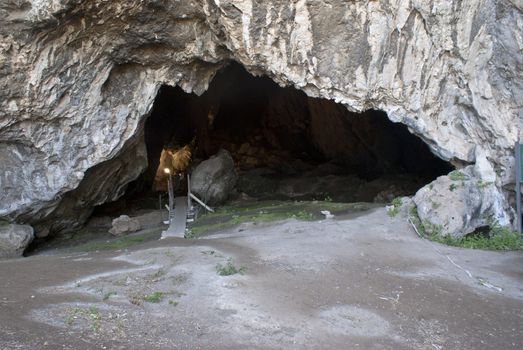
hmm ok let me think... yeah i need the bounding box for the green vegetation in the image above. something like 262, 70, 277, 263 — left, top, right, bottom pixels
449, 170, 468, 181
437, 230, 522, 250
102, 291, 117, 301
449, 184, 457, 192
168, 300, 179, 306
216, 258, 246, 276
187, 200, 376, 238
409, 206, 522, 251
387, 198, 403, 217
143, 292, 164, 303
64, 306, 101, 332
477, 180, 493, 189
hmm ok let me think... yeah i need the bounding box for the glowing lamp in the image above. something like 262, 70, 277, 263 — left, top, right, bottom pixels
164, 168, 171, 174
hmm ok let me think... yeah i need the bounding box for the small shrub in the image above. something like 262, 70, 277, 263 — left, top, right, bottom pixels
216, 258, 246, 276
184, 229, 195, 239
449, 184, 457, 192
387, 198, 403, 217
64, 306, 101, 332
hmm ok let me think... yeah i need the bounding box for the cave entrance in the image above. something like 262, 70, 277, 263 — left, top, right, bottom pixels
120, 62, 452, 209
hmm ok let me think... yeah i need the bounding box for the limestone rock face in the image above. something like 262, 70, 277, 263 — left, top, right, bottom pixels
0, 0, 521, 235
0, 223, 34, 258
191, 150, 238, 206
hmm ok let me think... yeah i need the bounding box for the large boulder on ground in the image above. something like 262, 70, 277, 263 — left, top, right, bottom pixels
109, 215, 141, 236
413, 166, 510, 238
190, 150, 238, 206
0, 223, 34, 259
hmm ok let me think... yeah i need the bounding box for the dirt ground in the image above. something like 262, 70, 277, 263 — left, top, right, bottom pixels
1, 206, 522, 349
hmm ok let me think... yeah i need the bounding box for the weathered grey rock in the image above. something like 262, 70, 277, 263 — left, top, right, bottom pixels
190, 150, 238, 205
413, 167, 510, 238
109, 215, 141, 236
0, 0, 521, 235
0, 223, 34, 259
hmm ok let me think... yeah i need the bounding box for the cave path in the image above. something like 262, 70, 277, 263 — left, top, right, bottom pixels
162, 196, 187, 238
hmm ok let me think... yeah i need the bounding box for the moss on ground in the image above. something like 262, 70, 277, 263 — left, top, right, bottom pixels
408, 206, 523, 251
187, 200, 376, 238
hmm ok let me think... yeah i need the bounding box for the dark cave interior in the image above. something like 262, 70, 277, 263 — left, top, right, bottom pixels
114, 61, 452, 209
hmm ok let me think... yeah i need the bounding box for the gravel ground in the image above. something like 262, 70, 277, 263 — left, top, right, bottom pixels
1, 207, 522, 349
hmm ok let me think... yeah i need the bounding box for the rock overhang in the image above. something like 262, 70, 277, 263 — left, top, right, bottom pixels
0, 0, 521, 241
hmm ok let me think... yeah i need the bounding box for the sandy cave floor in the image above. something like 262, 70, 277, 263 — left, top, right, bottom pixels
1, 206, 522, 350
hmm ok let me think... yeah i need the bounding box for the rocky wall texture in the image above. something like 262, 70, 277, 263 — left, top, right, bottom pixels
0, 0, 522, 239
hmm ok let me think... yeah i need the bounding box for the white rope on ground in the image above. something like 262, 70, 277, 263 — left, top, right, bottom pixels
406, 216, 503, 292
445, 255, 473, 279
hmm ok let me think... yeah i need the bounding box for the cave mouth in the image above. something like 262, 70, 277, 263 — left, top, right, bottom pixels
108, 61, 452, 213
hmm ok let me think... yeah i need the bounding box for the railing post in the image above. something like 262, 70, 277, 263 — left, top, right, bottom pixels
516, 140, 522, 235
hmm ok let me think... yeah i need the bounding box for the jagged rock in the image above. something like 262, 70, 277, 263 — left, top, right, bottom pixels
190, 150, 238, 206
0, 223, 34, 259
0, 0, 521, 235
109, 215, 141, 236
413, 167, 510, 238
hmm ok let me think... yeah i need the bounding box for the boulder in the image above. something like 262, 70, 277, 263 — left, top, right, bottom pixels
190, 150, 238, 206
413, 167, 510, 238
0, 223, 34, 259
109, 215, 141, 236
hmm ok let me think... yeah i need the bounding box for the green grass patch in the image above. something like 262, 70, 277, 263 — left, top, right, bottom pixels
143, 292, 164, 303
449, 170, 468, 181
64, 306, 101, 332
477, 180, 493, 189
187, 200, 375, 238
216, 258, 246, 276
387, 198, 403, 217
409, 206, 522, 251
